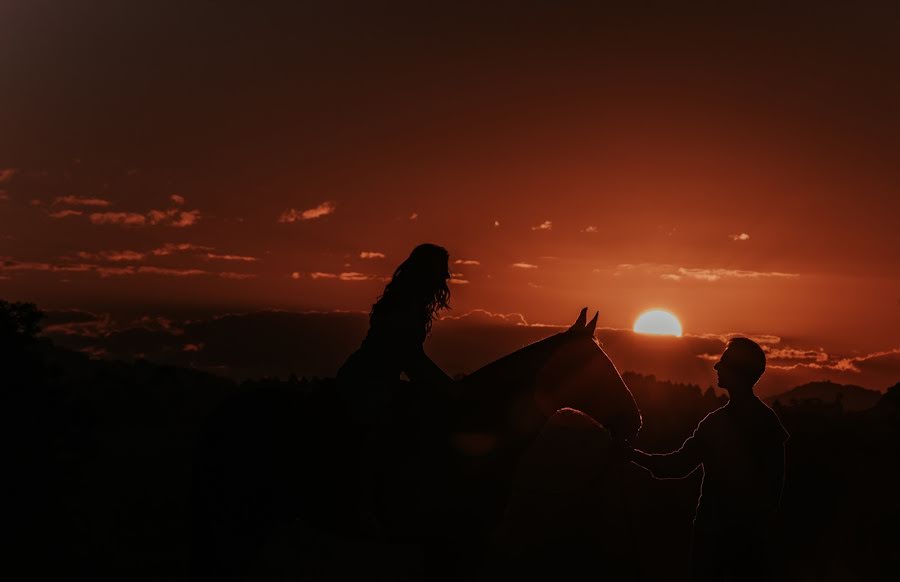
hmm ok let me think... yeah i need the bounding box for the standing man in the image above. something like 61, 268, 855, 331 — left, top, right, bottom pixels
629, 337, 789, 581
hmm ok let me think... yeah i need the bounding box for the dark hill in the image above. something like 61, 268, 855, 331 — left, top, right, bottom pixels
766, 380, 883, 412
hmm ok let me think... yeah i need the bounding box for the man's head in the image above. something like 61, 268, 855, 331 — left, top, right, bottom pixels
714, 337, 766, 393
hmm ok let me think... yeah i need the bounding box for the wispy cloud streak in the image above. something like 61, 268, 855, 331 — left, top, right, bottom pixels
278, 201, 336, 223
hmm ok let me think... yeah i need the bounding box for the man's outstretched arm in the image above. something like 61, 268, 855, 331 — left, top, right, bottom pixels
629, 430, 703, 479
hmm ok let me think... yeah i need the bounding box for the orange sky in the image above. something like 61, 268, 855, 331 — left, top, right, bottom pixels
1, 2, 898, 364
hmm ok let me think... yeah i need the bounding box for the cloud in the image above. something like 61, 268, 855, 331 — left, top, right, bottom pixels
77, 250, 146, 262
674, 267, 798, 282
137, 266, 207, 277
0, 168, 17, 183
511, 262, 538, 269
582, 226, 598, 233
90, 212, 148, 226
531, 220, 552, 231
79, 346, 108, 358
827, 348, 900, 373
54, 195, 110, 207
170, 194, 185, 205
130, 315, 183, 334
765, 347, 829, 363
88, 198, 200, 227
218, 272, 257, 280
95, 266, 138, 277
438, 309, 530, 326
147, 208, 201, 227
454, 259, 480, 265
96, 266, 209, 277
171, 210, 200, 227
49, 210, 84, 218
730, 233, 751, 241
42, 309, 115, 337
147, 209, 172, 223
151, 242, 214, 256
1, 256, 255, 281
339, 272, 373, 281
291, 272, 301, 280
278, 201, 336, 223
309, 271, 377, 281
493, 220, 500, 227
692, 332, 783, 346
615, 263, 799, 282
449, 276, 469, 284
409, 212, 418, 220
360, 251, 386, 259
0, 259, 95, 273
206, 253, 258, 262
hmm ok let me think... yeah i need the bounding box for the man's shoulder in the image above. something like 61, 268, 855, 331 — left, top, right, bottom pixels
700, 404, 729, 423
734, 397, 790, 443
695, 405, 729, 434
754, 398, 790, 442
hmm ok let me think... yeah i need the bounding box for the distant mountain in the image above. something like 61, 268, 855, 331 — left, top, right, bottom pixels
766, 380, 883, 412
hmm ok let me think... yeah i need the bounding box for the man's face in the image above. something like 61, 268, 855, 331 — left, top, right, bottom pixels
713, 347, 738, 390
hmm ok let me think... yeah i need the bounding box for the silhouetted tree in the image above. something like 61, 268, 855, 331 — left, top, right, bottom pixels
0, 299, 43, 339
0, 298, 45, 385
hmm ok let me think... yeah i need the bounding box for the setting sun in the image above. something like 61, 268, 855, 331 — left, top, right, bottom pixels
633, 309, 683, 337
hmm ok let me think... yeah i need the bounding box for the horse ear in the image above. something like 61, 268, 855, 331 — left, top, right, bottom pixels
569, 307, 588, 332
586, 311, 598, 335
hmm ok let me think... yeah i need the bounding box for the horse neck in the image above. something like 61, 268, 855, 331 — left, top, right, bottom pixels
464, 332, 566, 387
566, 345, 642, 441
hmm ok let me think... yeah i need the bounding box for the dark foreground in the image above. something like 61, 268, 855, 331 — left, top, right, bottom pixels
4, 327, 899, 581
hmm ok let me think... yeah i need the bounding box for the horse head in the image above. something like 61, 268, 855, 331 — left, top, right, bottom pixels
460, 307, 642, 443
533, 307, 642, 442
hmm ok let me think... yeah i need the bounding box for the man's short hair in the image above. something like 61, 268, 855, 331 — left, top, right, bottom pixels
727, 337, 767, 385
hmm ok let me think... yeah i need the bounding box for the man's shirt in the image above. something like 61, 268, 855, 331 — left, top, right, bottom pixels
634, 397, 789, 525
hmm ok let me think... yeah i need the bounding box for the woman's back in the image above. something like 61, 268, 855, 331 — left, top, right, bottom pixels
337, 304, 427, 384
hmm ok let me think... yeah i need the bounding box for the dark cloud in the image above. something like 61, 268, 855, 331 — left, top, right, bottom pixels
42, 309, 900, 397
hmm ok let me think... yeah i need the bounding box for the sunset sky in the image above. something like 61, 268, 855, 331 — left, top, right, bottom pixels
1, 2, 898, 388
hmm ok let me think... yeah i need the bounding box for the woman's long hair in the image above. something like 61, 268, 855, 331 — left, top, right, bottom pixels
371, 243, 450, 337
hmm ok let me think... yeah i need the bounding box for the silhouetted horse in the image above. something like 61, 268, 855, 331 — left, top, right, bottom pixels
191, 307, 641, 580
443, 308, 641, 545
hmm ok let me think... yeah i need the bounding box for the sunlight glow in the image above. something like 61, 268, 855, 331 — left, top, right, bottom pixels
633, 310, 683, 337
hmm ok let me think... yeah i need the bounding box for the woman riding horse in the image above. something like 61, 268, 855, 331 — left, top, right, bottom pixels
336, 243, 459, 546
337, 242, 455, 418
